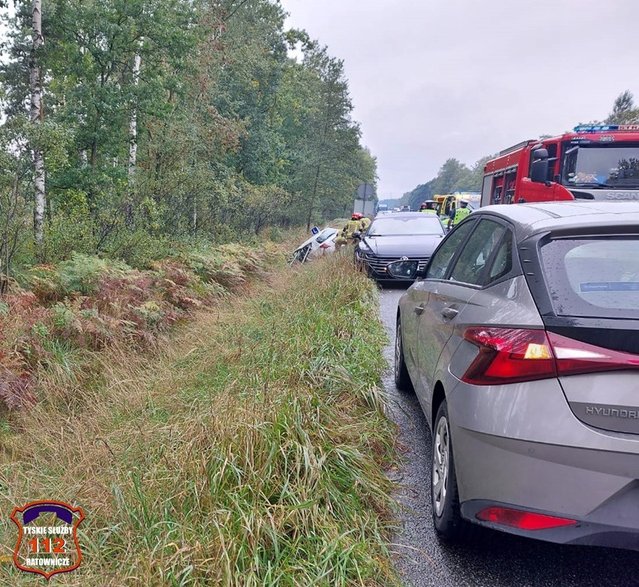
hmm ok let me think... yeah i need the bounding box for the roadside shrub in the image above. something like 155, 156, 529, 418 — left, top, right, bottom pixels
103, 229, 177, 269
57, 253, 130, 296
27, 265, 64, 302
180, 244, 271, 290
0, 368, 35, 410
44, 209, 96, 262
27, 254, 130, 302
0, 240, 282, 411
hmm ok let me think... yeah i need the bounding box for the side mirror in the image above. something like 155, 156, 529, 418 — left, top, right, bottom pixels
532, 148, 548, 161
352, 231, 362, 240
387, 259, 420, 280
530, 159, 549, 183
530, 148, 550, 183
529, 149, 546, 183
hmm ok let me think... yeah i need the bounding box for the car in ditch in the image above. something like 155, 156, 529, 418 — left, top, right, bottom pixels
290, 227, 339, 264
390, 201, 639, 551
355, 212, 445, 281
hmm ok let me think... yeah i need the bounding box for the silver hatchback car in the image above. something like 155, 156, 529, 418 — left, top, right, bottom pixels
391, 201, 639, 551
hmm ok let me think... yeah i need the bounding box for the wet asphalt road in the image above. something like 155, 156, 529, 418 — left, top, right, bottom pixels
379, 285, 639, 587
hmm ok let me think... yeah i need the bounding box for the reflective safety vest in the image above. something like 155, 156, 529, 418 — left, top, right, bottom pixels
452, 207, 471, 226
360, 217, 371, 231
342, 219, 361, 238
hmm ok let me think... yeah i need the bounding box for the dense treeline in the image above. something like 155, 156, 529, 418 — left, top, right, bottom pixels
0, 0, 375, 272
393, 90, 639, 211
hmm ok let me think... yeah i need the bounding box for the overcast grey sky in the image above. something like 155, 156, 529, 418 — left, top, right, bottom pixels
280, 0, 639, 199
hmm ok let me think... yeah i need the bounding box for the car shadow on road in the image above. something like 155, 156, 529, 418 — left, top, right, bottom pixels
376, 281, 413, 291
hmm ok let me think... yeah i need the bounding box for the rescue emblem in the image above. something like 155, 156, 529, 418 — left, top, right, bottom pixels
10, 500, 85, 580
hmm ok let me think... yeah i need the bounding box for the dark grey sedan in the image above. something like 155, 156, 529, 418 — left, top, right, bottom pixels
355, 212, 445, 281
391, 201, 639, 552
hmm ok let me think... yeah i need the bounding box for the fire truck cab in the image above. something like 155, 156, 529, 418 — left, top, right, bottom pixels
481, 125, 639, 207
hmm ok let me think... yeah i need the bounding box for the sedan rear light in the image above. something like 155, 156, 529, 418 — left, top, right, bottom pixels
476, 506, 577, 530
319, 243, 331, 249
462, 327, 639, 385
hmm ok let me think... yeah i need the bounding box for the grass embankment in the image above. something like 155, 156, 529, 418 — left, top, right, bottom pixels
0, 244, 282, 412
0, 255, 397, 586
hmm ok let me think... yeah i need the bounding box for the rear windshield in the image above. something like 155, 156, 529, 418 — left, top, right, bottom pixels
540, 237, 639, 318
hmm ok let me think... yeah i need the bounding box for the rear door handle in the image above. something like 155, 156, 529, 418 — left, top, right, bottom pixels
441, 307, 459, 320
414, 305, 424, 315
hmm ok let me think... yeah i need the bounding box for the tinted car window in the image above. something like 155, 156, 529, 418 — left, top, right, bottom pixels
426, 221, 475, 280
449, 220, 506, 285
540, 237, 639, 318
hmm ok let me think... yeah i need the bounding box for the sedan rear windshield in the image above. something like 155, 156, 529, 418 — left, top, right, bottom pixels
540, 237, 639, 318
368, 217, 444, 236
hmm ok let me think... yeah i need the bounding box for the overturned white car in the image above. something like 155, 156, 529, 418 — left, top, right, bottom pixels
290, 227, 339, 264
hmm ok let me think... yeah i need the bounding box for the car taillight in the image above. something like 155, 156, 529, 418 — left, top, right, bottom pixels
548, 332, 639, 377
476, 506, 577, 530
462, 327, 639, 385
462, 328, 556, 385
319, 243, 331, 249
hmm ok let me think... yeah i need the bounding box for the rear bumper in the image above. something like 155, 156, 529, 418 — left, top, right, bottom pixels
462, 499, 639, 551
444, 373, 639, 551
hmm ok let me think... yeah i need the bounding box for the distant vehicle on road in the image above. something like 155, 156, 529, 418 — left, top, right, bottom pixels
390, 201, 639, 552
435, 192, 480, 223
482, 125, 639, 207
290, 227, 338, 263
400, 205, 411, 212
354, 212, 445, 281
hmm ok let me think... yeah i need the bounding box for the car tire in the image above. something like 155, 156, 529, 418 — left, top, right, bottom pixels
431, 400, 471, 542
394, 316, 413, 392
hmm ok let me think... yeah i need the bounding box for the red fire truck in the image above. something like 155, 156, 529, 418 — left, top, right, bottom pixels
481, 124, 639, 207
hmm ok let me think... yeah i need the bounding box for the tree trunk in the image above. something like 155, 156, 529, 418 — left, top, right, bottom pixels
128, 46, 142, 180
30, 0, 45, 254
126, 44, 142, 226
191, 196, 198, 234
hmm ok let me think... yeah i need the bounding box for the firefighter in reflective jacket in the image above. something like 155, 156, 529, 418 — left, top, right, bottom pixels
336, 213, 363, 246
448, 200, 471, 230
359, 215, 371, 232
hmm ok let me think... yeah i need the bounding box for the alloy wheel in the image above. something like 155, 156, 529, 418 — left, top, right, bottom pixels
395, 322, 402, 370
432, 415, 450, 517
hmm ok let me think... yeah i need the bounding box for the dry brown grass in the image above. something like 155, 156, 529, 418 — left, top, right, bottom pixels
0, 256, 397, 586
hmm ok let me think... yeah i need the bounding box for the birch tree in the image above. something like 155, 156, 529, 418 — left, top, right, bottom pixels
128, 41, 142, 181
29, 0, 45, 252
125, 40, 142, 226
